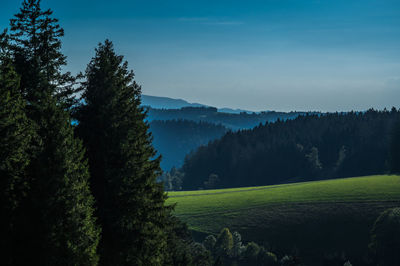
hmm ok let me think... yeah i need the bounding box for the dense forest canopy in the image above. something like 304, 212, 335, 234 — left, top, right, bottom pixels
181, 109, 400, 190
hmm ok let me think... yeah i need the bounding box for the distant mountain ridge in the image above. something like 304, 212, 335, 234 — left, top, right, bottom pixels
141, 95, 205, 109
141, 94, 255, 114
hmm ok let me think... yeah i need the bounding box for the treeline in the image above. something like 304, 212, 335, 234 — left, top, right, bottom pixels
181, 109, 400, 190
0, 1, 194, 265
150, 119, 229, 170
147, 106, 307, 130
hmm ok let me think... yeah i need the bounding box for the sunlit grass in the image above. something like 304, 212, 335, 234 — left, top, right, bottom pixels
167, 175, 400, 216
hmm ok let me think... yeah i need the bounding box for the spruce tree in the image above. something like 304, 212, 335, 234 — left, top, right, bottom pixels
77, 40, 170, 265
390, 120, 400, 173
0, 31, 33, 265
6, 1, 100, 264
9, 0, 78, 111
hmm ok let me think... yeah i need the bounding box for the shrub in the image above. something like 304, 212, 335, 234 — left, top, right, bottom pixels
258, 250, 279, 265
244, 242, 260, 260
369, 208, 400, 266
215, 228, 234, 257
203, 235, 217, 252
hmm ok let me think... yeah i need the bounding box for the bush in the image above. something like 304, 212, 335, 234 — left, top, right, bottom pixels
232, 231, 245, 258
203, 235, 217, 252
215, 228, 233, 257
244, 242, 260, 260
369, 208, 400, 266
258, 250, 279, 266
190, 242, 213, 266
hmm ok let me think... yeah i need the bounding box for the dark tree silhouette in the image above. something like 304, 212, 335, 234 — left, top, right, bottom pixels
76, 40, 171, 265
5, 1, 100, 264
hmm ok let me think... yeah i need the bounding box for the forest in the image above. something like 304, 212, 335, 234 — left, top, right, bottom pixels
180, 109, 400, 190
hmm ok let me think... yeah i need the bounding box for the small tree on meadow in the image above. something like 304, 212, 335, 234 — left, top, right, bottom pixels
389, 120, 400, 173
369, 208, 400, 266
215, 228, 234, 257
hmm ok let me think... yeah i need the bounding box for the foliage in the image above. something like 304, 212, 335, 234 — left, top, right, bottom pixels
232, 231, 245, 258
76, 39, 171, 265
389, 118, 400, 173
280, 255, 300, 266
258, 250, 279, 266
215, 227, 234, 257
244, 242, 261, 260
162, 167, 185, 191
0, 32, 33, 265
189, 242, 213, 266
8, 0, 78, 110
369, 208, 400, 266
181, 110, 400, 189
5, 1, 100, 264
203, 235, 217, 251
204, 173, 220, 189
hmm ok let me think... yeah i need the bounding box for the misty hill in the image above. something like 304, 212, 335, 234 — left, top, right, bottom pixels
142, 94, 254, 114
142, 95, 206, 109
146, 106, 308, 171
147, 106, 306, 130
180, 108, 400, 190
149, 120, 229, 170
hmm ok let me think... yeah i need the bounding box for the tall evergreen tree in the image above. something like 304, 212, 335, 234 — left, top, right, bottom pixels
390, 120, 400, 173
6, 1, 100, 264
77, 40, 170, 265
9, 0, 78, 111
0, 31, 33, 265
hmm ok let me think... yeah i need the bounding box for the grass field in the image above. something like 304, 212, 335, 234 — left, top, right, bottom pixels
167, 175, 400, 263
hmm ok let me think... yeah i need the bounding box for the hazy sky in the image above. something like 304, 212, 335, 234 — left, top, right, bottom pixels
1, 0, 400, 111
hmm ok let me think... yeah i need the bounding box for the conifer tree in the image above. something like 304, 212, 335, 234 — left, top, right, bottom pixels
0, 31, 33, 265
77, 40, 170, 265
9, 0, 78, 111
390, 120, 400, 173
6, 1, 100, 264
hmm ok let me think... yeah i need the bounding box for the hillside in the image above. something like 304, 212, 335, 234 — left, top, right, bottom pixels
149, 120, 229, 170
146, 106, 305, 130
181, 109, 400, 189
141, 94, 254, 114
167, 175, 400, 264
146, 106, 307, 171
141, 94, 206, 109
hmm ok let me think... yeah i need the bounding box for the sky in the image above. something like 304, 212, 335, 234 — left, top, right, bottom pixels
1, 0, 400, 112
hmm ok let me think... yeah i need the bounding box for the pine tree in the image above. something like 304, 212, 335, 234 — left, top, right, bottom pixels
390, 120, 400, 173
0, 31, 33, 265
6, 1, 100, 264
77, 40, 170, 265
9, 0, 78, 111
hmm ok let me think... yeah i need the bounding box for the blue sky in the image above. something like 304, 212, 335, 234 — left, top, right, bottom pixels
1, 0, 400, 111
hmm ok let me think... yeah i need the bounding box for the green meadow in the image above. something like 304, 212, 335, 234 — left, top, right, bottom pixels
167, 175, 400, 262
